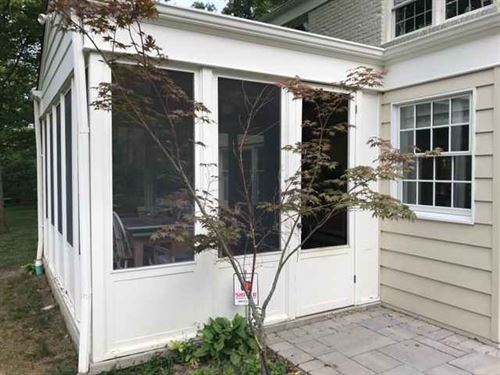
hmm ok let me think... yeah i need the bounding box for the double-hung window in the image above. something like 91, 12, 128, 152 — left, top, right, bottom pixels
398, 94, 473, 220
394, 0, 433, 37
446, 0, 493, 19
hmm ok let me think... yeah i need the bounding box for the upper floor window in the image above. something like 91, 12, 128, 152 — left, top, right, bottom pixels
398, 94, 473, 219
394, 0, 433, 37
446, 0, 492, 19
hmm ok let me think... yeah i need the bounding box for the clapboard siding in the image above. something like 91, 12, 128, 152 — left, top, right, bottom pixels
380, 220, 492, 248
381, 286, 492, 339
39, 17, 74, 115
476, 178, 493, 202
380, 69, 495, 342
379, 232, 491, 270
381, 250, 491, 294
380, 268, 491, 316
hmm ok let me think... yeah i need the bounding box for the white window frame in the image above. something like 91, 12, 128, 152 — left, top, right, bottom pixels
392, 90, 475, 225
443, 0, 494, 21
391, 0, 435, 39
387, 0, 496, 41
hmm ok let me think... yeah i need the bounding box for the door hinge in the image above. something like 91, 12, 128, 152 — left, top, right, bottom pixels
354, 275, 357, 284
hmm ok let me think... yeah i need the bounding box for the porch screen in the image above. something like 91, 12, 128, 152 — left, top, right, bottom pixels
56, 104, 62, 235
218, 78, 281, 256
112, 66, 195, 269
301, 99, 349, 249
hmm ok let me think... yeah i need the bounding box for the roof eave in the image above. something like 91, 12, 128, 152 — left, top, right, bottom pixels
154, 4, 384, 65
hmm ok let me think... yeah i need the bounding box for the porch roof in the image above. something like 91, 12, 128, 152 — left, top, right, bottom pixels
153, 4, 384, 65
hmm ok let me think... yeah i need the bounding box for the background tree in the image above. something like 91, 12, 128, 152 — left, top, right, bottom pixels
0, 0, 43, 232
49, 1, 414, 373
191, 1, 217, 11
222, 0, 286, 19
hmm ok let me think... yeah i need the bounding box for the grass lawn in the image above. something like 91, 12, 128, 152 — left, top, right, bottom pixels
0, 206, 77, 375
0, 205, 38, 268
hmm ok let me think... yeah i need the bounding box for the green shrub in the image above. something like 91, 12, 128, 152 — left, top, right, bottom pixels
193, 315, 258, 367
169, 339, 199, 366
170, 315, 288, 374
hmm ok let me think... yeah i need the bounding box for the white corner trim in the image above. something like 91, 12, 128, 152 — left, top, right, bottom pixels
153, 4, 384, 63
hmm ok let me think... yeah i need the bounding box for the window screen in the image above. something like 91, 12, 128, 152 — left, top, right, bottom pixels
65, 90, 73, 246
49, 113, 54, 226
301, 99, 349, 249
112, 67, 195, 269
218, 78, 281, 256
43, 120, 48, 219
56, 105, 62, 234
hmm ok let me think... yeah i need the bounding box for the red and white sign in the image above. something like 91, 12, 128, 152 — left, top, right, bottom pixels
233, 273, 259, 306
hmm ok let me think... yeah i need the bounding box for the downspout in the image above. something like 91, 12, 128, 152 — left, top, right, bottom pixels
72, 27, 92, 374
32, 90, 44, 276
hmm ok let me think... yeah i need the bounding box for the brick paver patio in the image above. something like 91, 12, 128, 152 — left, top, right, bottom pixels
267, 305, 500, 375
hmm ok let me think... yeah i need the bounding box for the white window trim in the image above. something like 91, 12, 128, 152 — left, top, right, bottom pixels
387, 0, 496, 41
442, 0, 495, 22
391, 0, 435, 39
391, 89, 476, 225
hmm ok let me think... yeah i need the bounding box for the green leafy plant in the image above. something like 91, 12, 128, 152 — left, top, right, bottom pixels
194, 315, 258, 367
169, 339, 199, 366
21, 262, 35, 274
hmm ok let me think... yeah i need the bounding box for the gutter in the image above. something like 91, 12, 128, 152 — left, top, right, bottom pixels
32, 89, 44, 276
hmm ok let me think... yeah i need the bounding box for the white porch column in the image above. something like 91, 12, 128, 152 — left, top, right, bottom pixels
195, 67, 219, 319
353, 90, 382, 305
282, 90, 302, 321
87, 52, 113, 364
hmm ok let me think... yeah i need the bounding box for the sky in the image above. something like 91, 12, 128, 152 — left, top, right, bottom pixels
168, 0, 228, 12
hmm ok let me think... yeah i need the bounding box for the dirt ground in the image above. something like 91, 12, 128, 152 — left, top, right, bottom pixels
0, 269, 77, 375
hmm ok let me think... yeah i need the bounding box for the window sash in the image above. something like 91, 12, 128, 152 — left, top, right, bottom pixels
397, 94, 473, 213
445, 0, 493, 19
394, 0, 433, 37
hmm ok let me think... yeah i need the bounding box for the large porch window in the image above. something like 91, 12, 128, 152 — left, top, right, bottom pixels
301, 99, 349, 249
112, 67, 195, 269
218, 78, 281, 256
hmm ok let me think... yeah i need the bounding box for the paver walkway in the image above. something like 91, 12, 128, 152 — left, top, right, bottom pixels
268, 305, 500, 375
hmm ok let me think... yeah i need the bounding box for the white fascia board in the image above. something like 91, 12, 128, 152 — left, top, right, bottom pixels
384, 11, 500, 63
153, 4, 384, 65
261, 0, 330, 25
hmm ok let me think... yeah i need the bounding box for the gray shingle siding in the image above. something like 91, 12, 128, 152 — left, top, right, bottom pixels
308, 0, 384, 46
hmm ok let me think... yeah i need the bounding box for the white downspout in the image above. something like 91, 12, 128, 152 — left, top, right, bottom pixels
32, 90, 44, 275
72, 29, 92, 374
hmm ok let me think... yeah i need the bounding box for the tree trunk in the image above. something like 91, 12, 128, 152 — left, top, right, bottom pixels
259, 347, 270, 375
251, 316, 270, 375
0, 165, 8, 234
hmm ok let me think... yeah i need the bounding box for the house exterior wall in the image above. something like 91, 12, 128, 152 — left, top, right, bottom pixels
308, 0, 384, 46
379, 69, 499, 343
